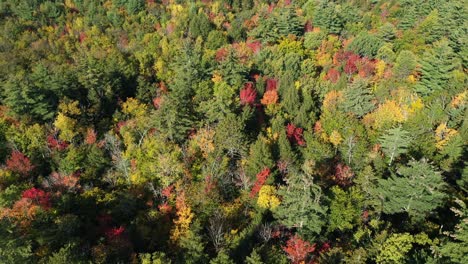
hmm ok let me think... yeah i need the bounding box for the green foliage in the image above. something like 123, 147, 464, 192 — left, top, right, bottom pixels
341, 78, 375, 118
377, 159, 447, 221
378, 126, 412, 165
346, 32, 384, 58
416, 39, 461, 96
274, 170, 327, 237
328, 186, 363, 232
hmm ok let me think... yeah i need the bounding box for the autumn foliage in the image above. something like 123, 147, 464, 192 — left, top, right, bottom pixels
250, 167, 271, 198
240, 82, 257, 106
282, 235, 316, 264
6, 151, 34, 176
286, 123, 306, 146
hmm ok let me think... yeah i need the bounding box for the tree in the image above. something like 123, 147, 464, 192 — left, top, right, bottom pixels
274, 170, 327, 237
313, 1, 343, 34
328, 186, 363, 232
341, 78, 375, 118
282, 235, 316, 264
415, 39, 460, 96
189, 11, 213, 39
378, 126, 412, 165
346, 32, 384, 58
393, 50, 417, 79
377, 159, 447, 222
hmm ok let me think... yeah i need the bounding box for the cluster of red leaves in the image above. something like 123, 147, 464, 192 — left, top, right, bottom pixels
266, 78, 278, 91
334, 163, 354, 186
152, 97, 163, 109
250, 168, 271, 198
47, 135, 69, 150
240, 82, 257, 106
246, 40, 262, 54
162, 185, 174, 199
325, 68, 341, 83
333, 50, 376, 78
85, 128, 97, 145
282, 235, 316, 264
105, 226, 125, 240
286, 123, 306, 146
6, 151, 34, 176
215, 47, 229, 62
22, 187, 51, 209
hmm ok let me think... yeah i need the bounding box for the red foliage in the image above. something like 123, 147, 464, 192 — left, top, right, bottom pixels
325, 68, 340, 83
47, 135, 69, 150
266, 78, 278, 91
282, 235, 316, 264
215, 47, 228, 62
79, 32, 87, 43
105, 226, 125, 240
334, 163, 354, 186
85, 128, 97, 145
22, 188, 51, 209
319, 242, 331, 253
152, 97, 163, 109
286, 123, 306, 146
6, 151, 34, 176
304, 20, 313, 32
158, 202, 173, 214
240, 82, 257, 106
250, 168, 271, 198
357, 57, 375, 78
344, 54, 360, 75
162, 185, 174, 198
247, 40, 262, 54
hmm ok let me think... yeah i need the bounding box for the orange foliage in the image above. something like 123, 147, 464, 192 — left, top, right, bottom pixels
261, 90, 279, 105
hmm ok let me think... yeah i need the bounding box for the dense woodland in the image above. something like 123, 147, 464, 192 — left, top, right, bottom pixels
0, 0, 467, 263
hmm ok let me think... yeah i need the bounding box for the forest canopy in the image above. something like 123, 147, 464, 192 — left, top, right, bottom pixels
0, 0, 466, 263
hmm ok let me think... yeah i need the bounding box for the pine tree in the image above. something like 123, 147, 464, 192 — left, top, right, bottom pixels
377, 159, 447, 222
274, 170, 327, 237
393, 50, 417, 79
378, 126, 412, 165
415, 39, 460, 96
342, 78, 375, 118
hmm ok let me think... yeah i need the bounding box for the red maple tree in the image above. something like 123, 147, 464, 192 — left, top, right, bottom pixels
283, 235, 316, 264
6, 150, 34, 176
250, 167, 271, 198
22, 187, 51, 209
240, 82, 257, 106
286, 123, 306, 146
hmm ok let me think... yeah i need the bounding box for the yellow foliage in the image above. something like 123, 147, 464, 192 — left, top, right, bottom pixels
211, 71, 223, 83
54, 113, 78, 142
375, 60, 386, 78
223, 198, 242, 218
171, 193, 194, 242
363, 100, 406, 130
323, 90, 344, 111
329, 130, 343, 147
435, 123, 458, 150
450, 91, 467, 108
257, 185, 280, 210
407, 74, 416, 83
191, 127, 215, 158
122, 98, 147, 118
58, 101, 81, 115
